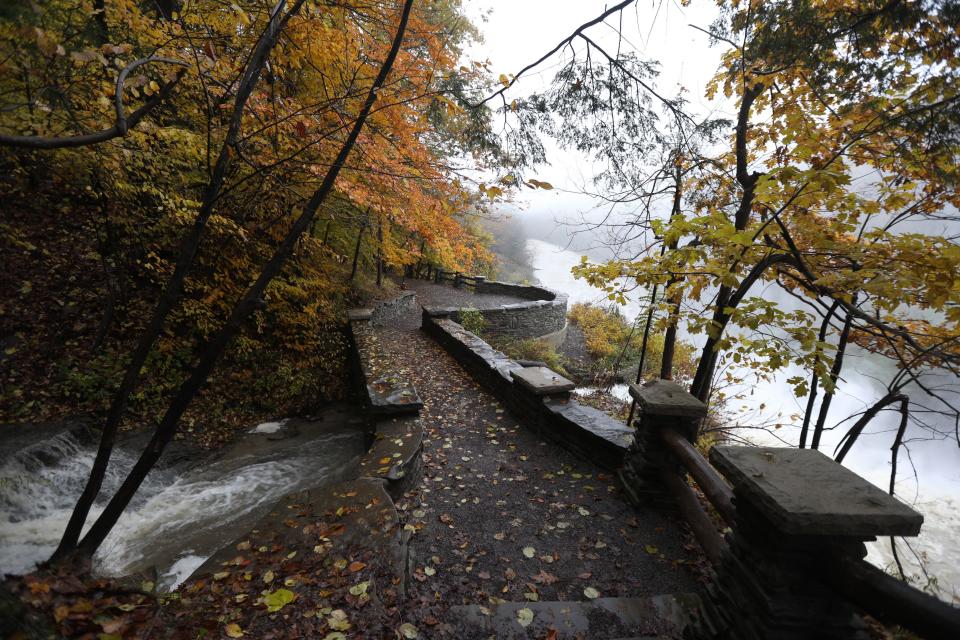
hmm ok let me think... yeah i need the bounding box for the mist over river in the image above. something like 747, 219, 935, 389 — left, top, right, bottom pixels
527, 237, 960, 602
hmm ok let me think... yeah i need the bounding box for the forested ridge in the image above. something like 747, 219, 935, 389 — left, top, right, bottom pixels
0, 0, 501, 438
2, 0, 960, 637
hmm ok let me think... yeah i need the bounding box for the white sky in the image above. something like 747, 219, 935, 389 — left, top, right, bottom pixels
463, 0, 729, 234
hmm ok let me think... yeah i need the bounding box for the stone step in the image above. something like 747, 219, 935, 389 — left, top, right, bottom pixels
348, 311, 424, 416
357, 415, 424, 498
447, 593, 704, 640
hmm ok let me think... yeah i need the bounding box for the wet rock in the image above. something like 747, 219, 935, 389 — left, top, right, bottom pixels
358, 416, 424, 498
447, 594, 703, 639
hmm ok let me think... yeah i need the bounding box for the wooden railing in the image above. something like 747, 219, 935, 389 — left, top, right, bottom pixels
412, 264, 482, 290
629, 379, 960, 640
658, 428, 731, 564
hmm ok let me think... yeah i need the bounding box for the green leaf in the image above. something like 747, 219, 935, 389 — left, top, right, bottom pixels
263, 588, 295, 613
516, 607, 534, 627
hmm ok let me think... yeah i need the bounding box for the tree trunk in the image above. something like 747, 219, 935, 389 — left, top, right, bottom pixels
52, 0, 307, 562
376, 218, 384, 287
689, 83, 763, 402
811, 303, 856, 449
349, 211, 369, 281
660, 170, 684, 380
689, 252, 791, 402
73, 0, 415, 557
799, 300, 841, 448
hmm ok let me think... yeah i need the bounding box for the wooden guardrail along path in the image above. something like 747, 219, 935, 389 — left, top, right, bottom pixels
623, 378, 960, 640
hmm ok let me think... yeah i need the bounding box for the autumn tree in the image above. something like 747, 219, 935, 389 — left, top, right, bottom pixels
498, 0, 960, 490
1, 0, 504, 561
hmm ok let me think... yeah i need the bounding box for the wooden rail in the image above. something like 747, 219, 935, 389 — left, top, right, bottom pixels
416, 265, 481, 289
655, 424, 960, 639
660, 428, 736, 524
825, 555, 960, 640
659, 466, 724, 563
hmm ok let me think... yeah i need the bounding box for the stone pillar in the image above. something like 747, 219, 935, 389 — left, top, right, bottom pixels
508, 366, 575, 432
705, 446, 924, 640
618, 379, 707, 507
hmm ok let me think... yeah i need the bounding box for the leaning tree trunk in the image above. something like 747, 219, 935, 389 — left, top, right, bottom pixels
811, 300, 856, 449
689, 83, 763, 402
52, 0, 306, 562
74, 0, 415, 558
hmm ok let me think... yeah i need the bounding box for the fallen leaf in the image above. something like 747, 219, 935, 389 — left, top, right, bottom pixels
532, 570, 558, 585
522, 546, 535, 558
517, 607, 534, 627
328, 609, 350, 631
399, 622, 419, 638
584, 586, 600, 599
263, 588, 295, 612
262, 570, 275, 583
225, 623, 244, 638
348, 561, 366, 573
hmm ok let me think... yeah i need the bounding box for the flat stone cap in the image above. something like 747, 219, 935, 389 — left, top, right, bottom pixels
710, 446, 923, 537
347, 308, 372, 321
629, 380, 707, 418
510, 366, 575, 395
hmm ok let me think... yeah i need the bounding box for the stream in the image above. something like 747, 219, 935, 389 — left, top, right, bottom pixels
529, 237, 960, 602
0, 410, 366, 590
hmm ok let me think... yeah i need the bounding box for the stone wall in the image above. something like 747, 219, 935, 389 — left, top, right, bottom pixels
421, 311, 633, 470
370, 291, 417, 327
426, 279, 568, 342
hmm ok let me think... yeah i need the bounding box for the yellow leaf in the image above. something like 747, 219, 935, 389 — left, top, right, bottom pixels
225, 623, 244, 638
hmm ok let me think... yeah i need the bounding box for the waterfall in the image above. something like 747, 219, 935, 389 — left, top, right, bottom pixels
0, 417, 365, 590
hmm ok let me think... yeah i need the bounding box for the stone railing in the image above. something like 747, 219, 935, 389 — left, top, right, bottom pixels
416, 268, 568, 344
369, 290, 417, 327
421, 311, 632, 470
347, 305, 422, 417
622, 379, 960, 640
345, 299, 426, 499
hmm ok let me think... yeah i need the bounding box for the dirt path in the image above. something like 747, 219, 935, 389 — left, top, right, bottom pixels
371, 302, 698, 634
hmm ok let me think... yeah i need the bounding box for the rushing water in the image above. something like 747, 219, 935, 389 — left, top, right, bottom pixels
0, 415, 365, 590
529, 237, 960, 602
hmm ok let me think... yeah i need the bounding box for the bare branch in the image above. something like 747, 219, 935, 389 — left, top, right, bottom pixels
0, 57, 189, 150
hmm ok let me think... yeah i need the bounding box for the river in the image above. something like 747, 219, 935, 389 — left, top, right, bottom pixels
527, 237, 960, 602
0, 412, 365, 590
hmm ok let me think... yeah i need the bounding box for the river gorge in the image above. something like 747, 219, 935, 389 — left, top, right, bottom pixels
527, 236, 960, 603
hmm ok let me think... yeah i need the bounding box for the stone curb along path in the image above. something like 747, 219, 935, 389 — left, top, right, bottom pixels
354, 291, 706, 639
182, 291, 703, 639
179, 299, 429, 638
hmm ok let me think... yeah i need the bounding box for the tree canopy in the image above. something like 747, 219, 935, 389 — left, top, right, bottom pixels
512, 0, 960, 459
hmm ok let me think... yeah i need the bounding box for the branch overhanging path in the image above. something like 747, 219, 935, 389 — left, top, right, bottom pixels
72, 0, 416, 558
